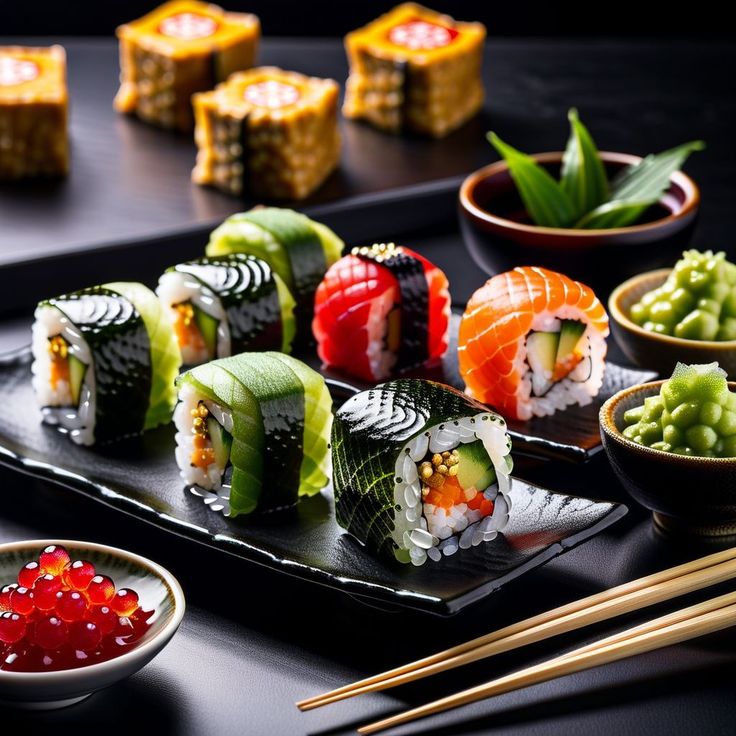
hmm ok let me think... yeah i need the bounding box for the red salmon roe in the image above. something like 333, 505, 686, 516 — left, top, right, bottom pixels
88, 605, 117, 635
33, 616, 67, 650
63, 560, 95, 591
114, 616, 135, 641
32, 574, 62, 611
55, 591, 86, 622
110, 589, 139, 617
68, 621, 102, 652
0, 584, 17, 612
18, 561, 42, 588
86, 575, 115, 605
0, 612, 26, 644
39, 545, 71, 576
9, 587, 34, 616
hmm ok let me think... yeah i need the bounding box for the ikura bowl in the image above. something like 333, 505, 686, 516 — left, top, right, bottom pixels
458, 152, 700, 294
609, 269, 736, 378
0, 539, 185, 710
600, 382, 736, 538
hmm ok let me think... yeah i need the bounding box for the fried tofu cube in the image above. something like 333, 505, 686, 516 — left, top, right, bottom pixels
344, 3, 486, 138
114, 1, 260, 132
192, 67, 340, 200
0, 45, 69, 179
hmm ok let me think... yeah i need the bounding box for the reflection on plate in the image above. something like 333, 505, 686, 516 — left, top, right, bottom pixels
0, 348, 626, 615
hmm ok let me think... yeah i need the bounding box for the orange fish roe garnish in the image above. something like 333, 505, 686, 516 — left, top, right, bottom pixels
174, 302, 205, 351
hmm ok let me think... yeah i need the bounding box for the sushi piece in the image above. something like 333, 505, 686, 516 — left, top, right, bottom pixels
458, 266, 610, 421
343, 4, 486, 137
157, 253, 296, 365
206, 207, 343, 340
174, 352, 332, 516
114, 0, 260, 131
332, 379, 513, 565
32, 282, 181, 445
192, 66, 340, 199
313, 243, 451, 382
0, 45, 69, 179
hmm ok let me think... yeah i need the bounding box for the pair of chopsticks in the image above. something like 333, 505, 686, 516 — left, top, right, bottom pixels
297, 547, 736, 733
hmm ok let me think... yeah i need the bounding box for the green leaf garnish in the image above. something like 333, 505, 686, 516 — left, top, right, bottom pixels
561, 108, 609, 219
486, 113, 703, 231
487, 132, 575, 228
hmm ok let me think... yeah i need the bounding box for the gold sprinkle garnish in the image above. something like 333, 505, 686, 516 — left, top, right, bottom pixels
431, 453, 443, 466
448, 465, 459, 477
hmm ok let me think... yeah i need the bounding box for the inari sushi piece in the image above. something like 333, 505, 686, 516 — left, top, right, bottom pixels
458, 267, 610, 421
313, 243, 451, 382
206, 207, 343, 340
175, 352, 332, 516
157, 253, 296, 365
332, 379, 513, 565
32, 282, 181, 445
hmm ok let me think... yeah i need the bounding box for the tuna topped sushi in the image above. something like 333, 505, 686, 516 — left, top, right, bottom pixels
32, 282, 181, 445
174, 352, 332, 516
458, 267, 609, 421
313, 243, 451, 382
157, 253, 296, 365
332, 379, 512, 565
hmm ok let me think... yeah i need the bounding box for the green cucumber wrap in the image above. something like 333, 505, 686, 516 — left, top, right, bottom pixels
332, 379, 513, 564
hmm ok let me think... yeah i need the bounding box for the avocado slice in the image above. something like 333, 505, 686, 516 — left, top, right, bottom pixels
68, 354, 87, 407
207, 416, 232, 469
456, 440, 497, 492
193, 305, 219, 358
554, 320, 586, 380
526, 331, 559, 396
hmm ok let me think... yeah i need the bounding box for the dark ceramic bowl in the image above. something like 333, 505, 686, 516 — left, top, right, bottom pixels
609, 269, 736, 378
600, 382, 736, 538
458, 152, 700, 294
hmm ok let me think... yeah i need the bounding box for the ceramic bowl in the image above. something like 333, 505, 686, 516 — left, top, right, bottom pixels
458, 152, 699, 294
609, 269, 736, 378
600, 382, 736, 538
0, 539, 185, 710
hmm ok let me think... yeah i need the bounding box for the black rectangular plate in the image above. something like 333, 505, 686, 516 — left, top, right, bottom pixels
0, 348, 626, 615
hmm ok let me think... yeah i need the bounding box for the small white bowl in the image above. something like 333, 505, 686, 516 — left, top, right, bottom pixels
0, 539, 185, 710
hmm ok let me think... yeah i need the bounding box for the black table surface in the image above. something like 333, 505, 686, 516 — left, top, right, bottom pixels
2, 37, 736, 736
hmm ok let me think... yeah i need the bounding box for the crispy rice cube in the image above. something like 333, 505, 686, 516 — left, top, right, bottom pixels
192, 66, 340, 200
114, 0, 260, 132
0, 45, 69, 179
343, 3, 486, 137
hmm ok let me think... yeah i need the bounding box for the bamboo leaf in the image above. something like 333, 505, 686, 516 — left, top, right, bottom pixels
575, 200, 651, 229
610, 140, 705, 203
488, 132, 576, 228
561, 108, 610, 219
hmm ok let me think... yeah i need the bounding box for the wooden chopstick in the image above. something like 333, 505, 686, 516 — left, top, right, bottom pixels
358, 595, 736, 734
297, 547, 736, 710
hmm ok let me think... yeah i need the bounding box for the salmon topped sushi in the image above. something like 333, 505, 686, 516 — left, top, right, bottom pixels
458, 267, 609, 421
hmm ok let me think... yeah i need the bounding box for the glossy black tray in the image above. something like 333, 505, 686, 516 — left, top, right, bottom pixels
0, 347, 626, 615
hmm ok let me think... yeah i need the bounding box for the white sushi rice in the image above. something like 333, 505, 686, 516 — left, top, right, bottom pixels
392, 413, 513, 566
174, 382, 234, 515
364, 289, 399, 380
31, 305, 96, 446
515, 306, 607, 421
157, 271, 230, 365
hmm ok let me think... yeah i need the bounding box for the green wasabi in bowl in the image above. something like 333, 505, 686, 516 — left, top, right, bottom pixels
622, 362, 736, 457
629, 250, 736, 340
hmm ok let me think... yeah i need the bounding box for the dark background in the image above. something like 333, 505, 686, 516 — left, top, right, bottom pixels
1, 0, 734, 38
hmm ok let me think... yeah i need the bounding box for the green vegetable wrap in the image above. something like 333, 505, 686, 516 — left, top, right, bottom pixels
332, 379, 513, 565
174, 352, 332, 517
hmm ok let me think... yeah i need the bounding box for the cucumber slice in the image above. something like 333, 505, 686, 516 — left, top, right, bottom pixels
193, 305, 219, 357
556, 320, 586, 367
207, 416, 233, 469
68, 354, 87, 407
456, 439, 497, 492
526, 331, 559, 396
310, 220, 344, 267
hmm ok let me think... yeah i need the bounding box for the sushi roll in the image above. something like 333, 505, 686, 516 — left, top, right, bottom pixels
32, 282, 181, 445
458, 266, 610, 421
174, 352, 332, 516
206, 207, 343, 340
313, 243, 451, 382
157, 253, 296, 365
332, 379, 513, 566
